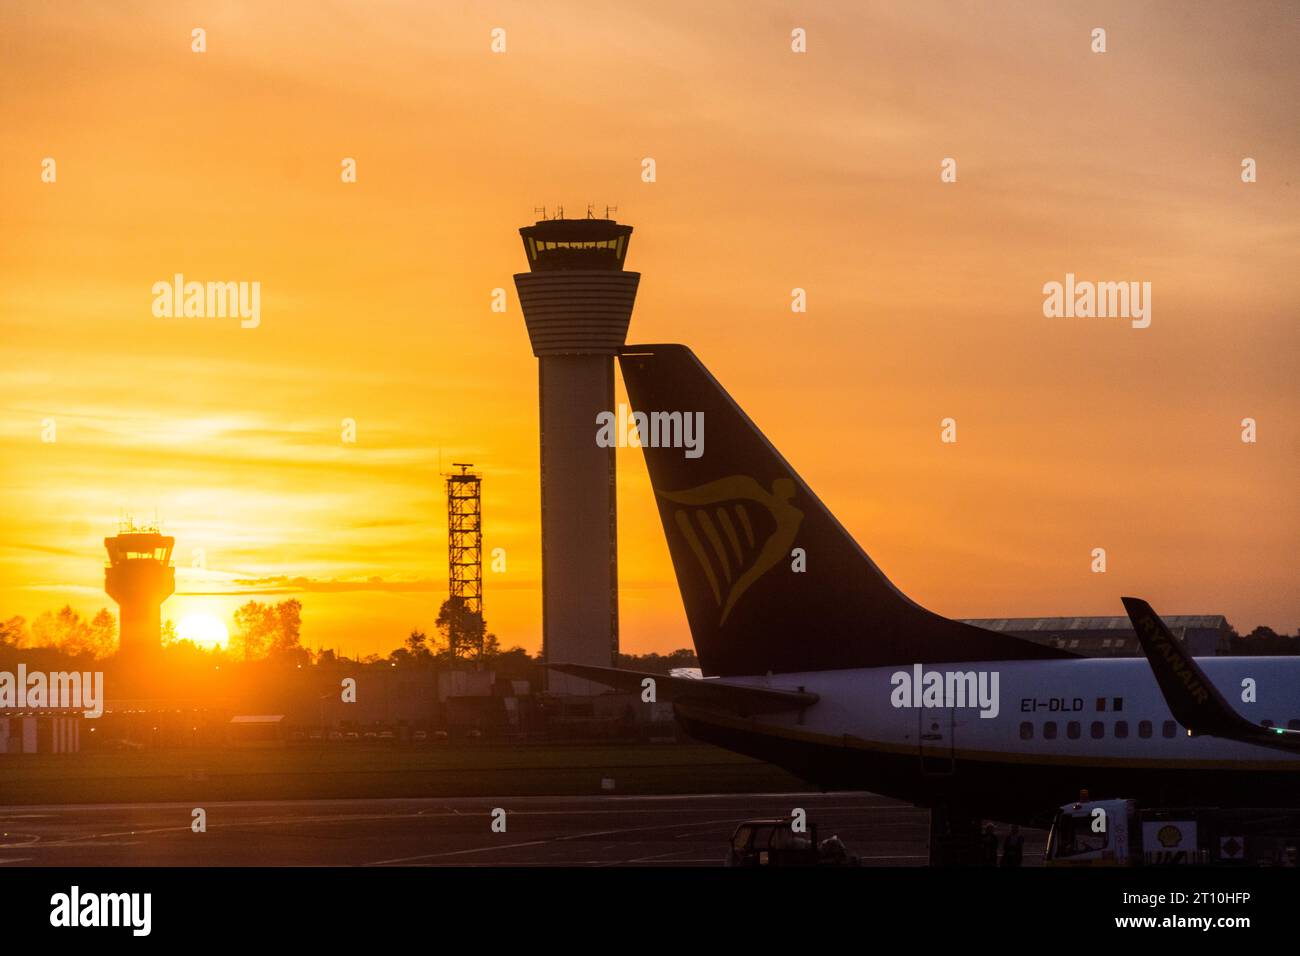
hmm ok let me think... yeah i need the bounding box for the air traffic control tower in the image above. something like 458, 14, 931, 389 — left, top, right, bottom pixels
104, 522, 175, 657
515, 215, 639, 693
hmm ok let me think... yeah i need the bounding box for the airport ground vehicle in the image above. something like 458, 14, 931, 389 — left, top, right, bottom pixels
726, 817, 859, 867
1046, 797, 1300, 866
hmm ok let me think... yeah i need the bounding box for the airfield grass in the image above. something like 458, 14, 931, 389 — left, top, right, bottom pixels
0, 742, 806, 805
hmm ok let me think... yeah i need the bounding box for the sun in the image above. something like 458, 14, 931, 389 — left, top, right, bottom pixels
176, 612, 230, 649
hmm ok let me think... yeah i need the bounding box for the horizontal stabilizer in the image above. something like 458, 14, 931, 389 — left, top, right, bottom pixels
546, 662, 818, 716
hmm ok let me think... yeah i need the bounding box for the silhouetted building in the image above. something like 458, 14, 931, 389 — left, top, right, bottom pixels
965, 615, 1230, 657
515, 215, 639, 693
0, 709, 82, 753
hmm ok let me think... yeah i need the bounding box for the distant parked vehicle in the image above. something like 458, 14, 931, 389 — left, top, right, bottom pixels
327, 731, 343, 742
413, 730, 429, 743
726, 818, 860, 867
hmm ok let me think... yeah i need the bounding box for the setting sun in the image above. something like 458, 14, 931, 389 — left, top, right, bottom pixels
176, 613, 230, 649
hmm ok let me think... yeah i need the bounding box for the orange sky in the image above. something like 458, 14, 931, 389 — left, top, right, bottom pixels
1, 1, 1296, 656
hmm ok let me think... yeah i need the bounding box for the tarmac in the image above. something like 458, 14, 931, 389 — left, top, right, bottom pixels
0, 791, 1045, 866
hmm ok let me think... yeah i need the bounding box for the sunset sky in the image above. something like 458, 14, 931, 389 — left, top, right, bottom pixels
1, 1, 1296, 657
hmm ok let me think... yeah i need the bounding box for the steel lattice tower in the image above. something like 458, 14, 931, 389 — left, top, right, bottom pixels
445, 464, 483, 658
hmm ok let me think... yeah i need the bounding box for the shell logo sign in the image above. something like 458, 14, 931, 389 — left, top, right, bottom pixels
1143, 821, 1198, 864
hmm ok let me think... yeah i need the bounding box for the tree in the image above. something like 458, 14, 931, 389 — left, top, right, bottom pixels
231, 601, 275, 661
88, 609, 117, 657
232, 599, 307, 663
31, 605, 100, 656
270, 599, 306, 663
404, 628, 432, 661
434, 598, 495, 662
0, 616, 27, 647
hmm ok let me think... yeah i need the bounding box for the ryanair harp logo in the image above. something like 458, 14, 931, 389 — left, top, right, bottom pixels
658, 476, 803, 625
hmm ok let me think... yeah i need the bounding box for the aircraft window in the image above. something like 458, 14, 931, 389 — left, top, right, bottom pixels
1095, 697, 1106, 712
1090, 721, 1105, 739
1139, 720, 1152, 738
1112, 698, 1123, 711
1043, 722, 1058, 740
1067, 721, 1081, 740
1019, 722, 1033, 740
1162, 720, 1177, 738
1115, 721, 1129, 739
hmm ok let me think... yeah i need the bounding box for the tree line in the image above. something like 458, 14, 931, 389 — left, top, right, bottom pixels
4, 603, 1294, 662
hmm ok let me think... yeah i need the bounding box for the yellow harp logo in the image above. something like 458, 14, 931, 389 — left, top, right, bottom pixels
657, 475, 803, 625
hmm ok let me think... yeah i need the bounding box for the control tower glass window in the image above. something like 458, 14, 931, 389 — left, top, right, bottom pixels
519, 219, 633, 272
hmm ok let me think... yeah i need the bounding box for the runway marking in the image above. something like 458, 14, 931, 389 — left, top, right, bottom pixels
364, 816, 745, 866
0, 834, 41, 848
612, 848, 714, 865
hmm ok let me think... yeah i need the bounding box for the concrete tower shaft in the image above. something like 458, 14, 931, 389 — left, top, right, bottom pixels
104, 527, 175, 657
515, 217, 639, 693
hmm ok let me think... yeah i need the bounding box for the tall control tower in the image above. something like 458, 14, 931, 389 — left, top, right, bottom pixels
104, 521, 175, 657
515, 215, 639, 692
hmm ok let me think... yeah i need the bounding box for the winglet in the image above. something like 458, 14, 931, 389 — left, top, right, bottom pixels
1121, 596, 1238, 735
1122, 596, 1299, 752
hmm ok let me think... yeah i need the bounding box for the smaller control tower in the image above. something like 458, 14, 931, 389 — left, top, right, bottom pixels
104, 521, 175, 657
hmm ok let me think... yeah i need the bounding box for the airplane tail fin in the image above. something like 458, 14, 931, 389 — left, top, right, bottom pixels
617, 344, 1074, 677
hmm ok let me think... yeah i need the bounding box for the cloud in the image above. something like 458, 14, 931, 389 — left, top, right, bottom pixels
179, 575, 444, 596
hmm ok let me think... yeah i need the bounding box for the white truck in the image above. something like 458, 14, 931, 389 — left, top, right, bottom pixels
1045, 797, 1300, 866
